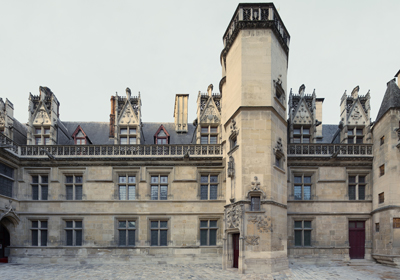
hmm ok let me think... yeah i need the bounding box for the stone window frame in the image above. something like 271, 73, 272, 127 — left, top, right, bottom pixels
200, 125, 218, 144
0, 162, 14, 198
146, 168, 173, 200
25, 168, 50, 201
347, 126, 364, 144
378, 192, 384, 204
379, 164, 385, 177
147, 217, 170, 247
115, 217, 138, 247
31, 174, 49, 201
119, 126, 137, 145
292, 218, 314, 247
197, 168, 223, 200
375, 223, 380, 232
293, 125, 311, 143
347, 173, 368, 201
393, 218, 400, 229
292, 173, 313, 201
199, 174, 219, 200
30, 219, 48, 247
113, 168, 140, 200
250, 196, 261, 211
34, 126, 51, 145
65, 174, 84, 201
380, 135, 385, 146
117, 174, 138, 200
199, 218, 219, 246
63, 219, 83, 246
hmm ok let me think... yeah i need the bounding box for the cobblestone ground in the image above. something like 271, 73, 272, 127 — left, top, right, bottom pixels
1, 262, 399, 280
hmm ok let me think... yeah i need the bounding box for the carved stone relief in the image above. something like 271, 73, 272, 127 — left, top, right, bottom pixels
200, 103, 220, 124
244, 235, 259, 245
119, 105, 138, 125
34, 105, 51, 125
351, 105, 362, 120
246, 176, 266, 199
226, 204, 243, 229
249, 215, 273, 233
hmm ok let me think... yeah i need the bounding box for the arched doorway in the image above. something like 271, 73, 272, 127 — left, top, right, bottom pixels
0, 223, 10, 263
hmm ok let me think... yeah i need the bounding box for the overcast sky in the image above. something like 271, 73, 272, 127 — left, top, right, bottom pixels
1, 0, 399, 126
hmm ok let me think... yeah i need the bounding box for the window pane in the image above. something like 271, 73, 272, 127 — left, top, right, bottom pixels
128, 176, 136, 183
75, 221, 82, 228
41, 230, 47, 246
41, 221, 48, 228
151, 221, 158, 228
120, 128, 128, 134
32, 175, 39, 184
119, 230, 126, 246
303, 128, 310, 135
160, 221, 168, 228
120, 137, 127, 144
348, 138, 354, 144
294, 176, 302, 184
294, 186, 302, 200
303, 176, 311, 184
349, 176, 356, 183
356, 129, 363, 135
251, 197, 260, 211
75, 185, 83, 200
304, 221, 312, 228
32, 221, 39, 228
75, 176, 82, 183
210, 185, 218, 200
200, 185, 208, 200
200, 229, 208, 246
76, 230, 82, 246
210, 136, 217, 144
302, 137, 310, 143
35, 128, 41, 134
128, 221, 135, 228
359, 176, 365, 183
349, 185, 356, 200
129, 137, 136, 144
66, 221, 73, 228
294, 128, 301, 134
200, 221, 208, 228
32, 230, 38, 246
160, 176, 168, 184
293, 137, 301, 143
151, 176, 159, 184
210, 127, 217, 133
66, 186, 73, 200
66, 176, 73, 184
348, 130, 354, 136
303, 186, 311, 200
210, 220, 217, 228
151, 230, 158, 246
294, 221, 302, 228
201, 176, 208, 183
349, 222, 355, 228
129, 128, 136, 134
294, 230, 302, 246
41, 176, 48, 184
128, 230, 135, 246
356, 222, 364, 229
151, 185, 158, 200
32, 185, 39, 200
119, 176, 126, 183
119, 186, 126, 200
201, 127, 208, 133
210, 176, 218, 183
160, 185, 168, 200
356, 137, 363, 144
119, 221, 126, 228
359, 185, 365, 200
128, 186, 136, 200
66, 230, 73, 246
160, 230, 167, 246
201, 136, 208, 144
44, 137, 50, 145
304, 230, 311, 246
41, 185, 48, 200
209, 229, 217, 246
35, 137, 41, 145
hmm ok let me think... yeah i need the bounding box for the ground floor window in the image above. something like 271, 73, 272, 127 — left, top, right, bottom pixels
118, 220, 135, 246
294, 220, 311, 246
200, 220, 217, 246
150, 220, 168, 246
31, 220, 47, 246
65, 220, 83, 246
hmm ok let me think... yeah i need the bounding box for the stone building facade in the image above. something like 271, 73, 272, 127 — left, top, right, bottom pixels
1, 2, 400, 274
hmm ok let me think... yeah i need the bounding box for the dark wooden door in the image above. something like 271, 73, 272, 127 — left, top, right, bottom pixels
349, 221, 365, 259
232, 233, 239, 268
0, 223, 10, 260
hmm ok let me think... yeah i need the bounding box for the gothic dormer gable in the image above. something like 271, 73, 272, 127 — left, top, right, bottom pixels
71, 125, 92, 145
347, 99, 368, 125
116, 88, 140, 117
32, 103, 51, 126
292, 99, 313, 125
118, 100, 139, 126
154, 125, 170, 144
199, 97, 221, 124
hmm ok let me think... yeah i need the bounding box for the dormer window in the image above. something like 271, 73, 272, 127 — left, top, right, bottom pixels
293, 126, 310, 143
71, 125, 91, 145
34, 126, 50, 145
120, 127, 137, 144
154, 125, 170, 144
347, 127, 363, 144
201, 126, 218, 144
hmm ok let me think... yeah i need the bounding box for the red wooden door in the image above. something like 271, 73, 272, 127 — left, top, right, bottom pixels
232, 233, 239, 268
349, 221, 365, 259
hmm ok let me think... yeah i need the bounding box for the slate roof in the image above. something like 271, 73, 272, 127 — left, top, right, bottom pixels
375, 79, 400, 123
320, 124, 340, 144
12, 118, 27, 145
60, 122, 114, 145
141, 122, 196, 145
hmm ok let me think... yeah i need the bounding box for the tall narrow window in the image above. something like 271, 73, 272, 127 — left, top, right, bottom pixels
379, 192, 384, 204
150, 220, 168, 246
200, 126, 218, 144
251, 196, 261, 211
118, 175, 136, 200
200, 220, 217, 246
375, 223, 380, 232
348, 175, 366, 200
0, 163, 14, 197
294, 220, 312, 246
120, 127, 137, 144
32, 175, 48, 200
65, 220, 83, 246
200, 175, 218, 200
66, 175, 83, 200
31, 220, 47, 246
151, 175, 168, 200
294, 175, 311, 200
393, 218, 400, 229
380, 136, 385, 146
379, 164, 385, 176
118, 220, 136, 246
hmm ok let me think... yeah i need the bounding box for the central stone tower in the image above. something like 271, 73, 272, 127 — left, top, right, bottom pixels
220, 3, 290, 273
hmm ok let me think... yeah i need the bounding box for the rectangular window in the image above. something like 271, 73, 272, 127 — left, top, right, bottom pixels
379, 192, 384, 204
34, 127, 51, 145
0, 163, 14, 197
32, 175, 48, 200
379, 164, 385, 176
200, 220, 217, 246
200, 174, 218, 200
200, 126, 218, 144
380, 136, 385, 146
120, 127, 137, 144
347, 127, 364, 144
293, 175, 311, 200
118, 175, 136, 200
65, 220, 83, 246
293, 126, 311, 143
294, 220, 312, 247
348, 175, 366, 200
375, 223, 380, 232
118, 220, 136, 246
394, 218, 400, 229
150, 220, 168, 246
31, 220, 47, 246
65, 175, 83, 200
150, 175, 168, 200
251, 196, 260, 211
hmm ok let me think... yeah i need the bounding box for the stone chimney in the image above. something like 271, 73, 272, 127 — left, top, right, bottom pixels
395, 70, 400, 88
174, 94, 189, 133
109, 96, 116, 138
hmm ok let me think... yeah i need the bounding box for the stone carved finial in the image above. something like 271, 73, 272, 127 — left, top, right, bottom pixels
207, 84, 213, 97
251, 176, 261, 191
246, 176, 266, 199
126, 88, 131, 99
299, 84, 305, 97
351, 86, 359, 99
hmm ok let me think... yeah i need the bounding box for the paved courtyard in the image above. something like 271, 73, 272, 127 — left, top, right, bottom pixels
1, 262, 399, 280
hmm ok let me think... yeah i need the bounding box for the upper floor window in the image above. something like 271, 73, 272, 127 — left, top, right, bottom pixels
348, 175, 366, 200
293, 126, 310, 143
151, 175, 168, 200
120, 127, 137, 144
118, 175, 136, 200
0, 162, 14, 197
118, 220, 136, 246
250, 196, 261, 211
379, 164, 385, 176
380, 136, 385, 146
154, 125, 169, 144
32, 175, 48, 200
66, 175, 83, 200
379, 192, 384, 204
294, 175, 311, 200
75, 131, 86, 145
393, 218, 400, 229
347, 127, 363, 144
200, 175, 218, 200
201, 126, 218, 144
31, 220, 47, 246
34, 126, 50, 145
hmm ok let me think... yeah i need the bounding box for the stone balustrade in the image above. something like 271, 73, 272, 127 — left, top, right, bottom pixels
288, 144, 373, 157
